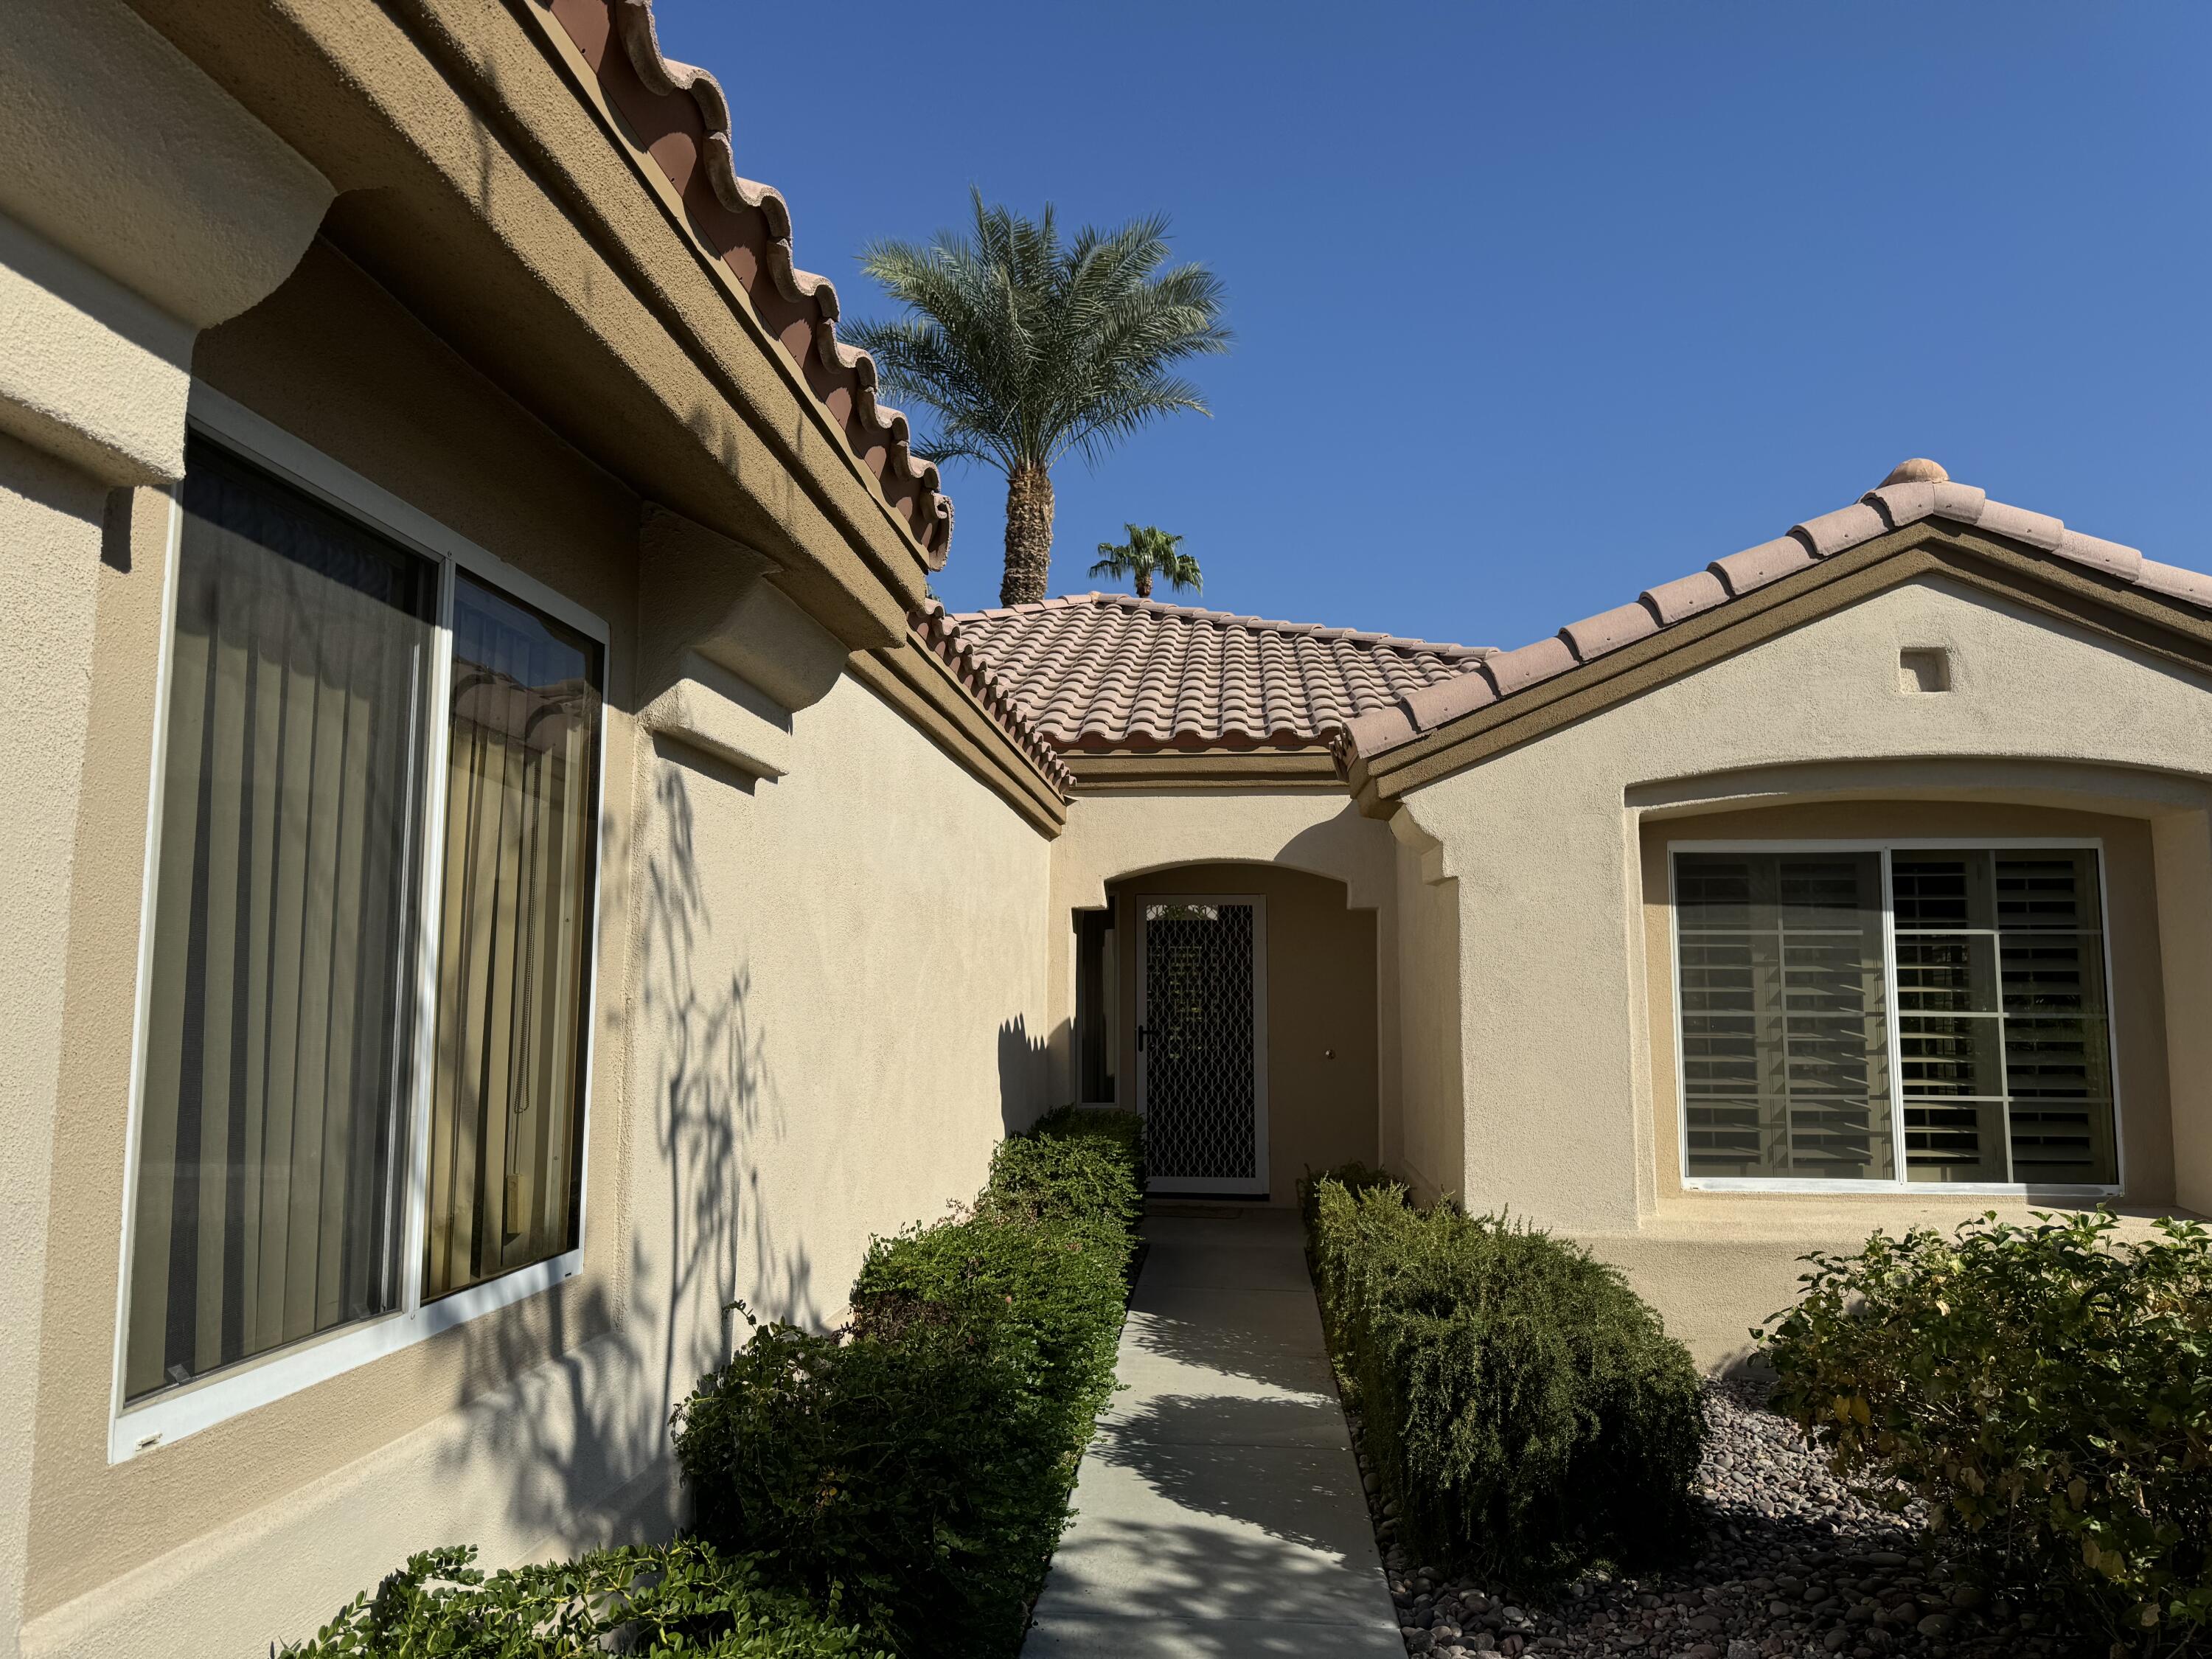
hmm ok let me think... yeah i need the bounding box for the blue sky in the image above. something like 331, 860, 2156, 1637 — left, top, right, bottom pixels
650, 1, 2210, 650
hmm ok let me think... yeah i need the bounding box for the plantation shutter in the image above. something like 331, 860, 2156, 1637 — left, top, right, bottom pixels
1674, 852, 1893, 1180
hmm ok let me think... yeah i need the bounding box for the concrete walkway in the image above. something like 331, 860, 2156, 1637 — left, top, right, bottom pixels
1025, 1207, 1402, 1657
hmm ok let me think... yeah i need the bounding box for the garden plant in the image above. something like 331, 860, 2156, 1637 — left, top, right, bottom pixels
1763, 1208, 2212, 1659
285, 1109, 1146, 1658
1303, 1168, 1705, 1587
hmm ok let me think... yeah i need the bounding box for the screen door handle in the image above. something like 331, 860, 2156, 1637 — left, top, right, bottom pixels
1136, 1025, 1148, 1052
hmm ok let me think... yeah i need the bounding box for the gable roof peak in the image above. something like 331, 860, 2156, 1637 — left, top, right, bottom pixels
1881, 457, 1950, 487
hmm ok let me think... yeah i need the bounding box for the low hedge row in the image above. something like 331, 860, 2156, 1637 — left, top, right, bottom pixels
286, 1109, 1145, 1658
677, 1114, 1142, 1655
281, 1540, 887, 1657
1304, 1171, 1705, 1585
1763, 1208, 2212, 1658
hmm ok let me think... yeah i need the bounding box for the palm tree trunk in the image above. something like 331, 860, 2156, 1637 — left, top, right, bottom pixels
1135, 570, 1152, 599
1001, 462, 1054, 606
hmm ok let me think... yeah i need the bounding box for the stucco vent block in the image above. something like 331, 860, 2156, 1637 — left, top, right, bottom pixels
1899, 647, 1952, 695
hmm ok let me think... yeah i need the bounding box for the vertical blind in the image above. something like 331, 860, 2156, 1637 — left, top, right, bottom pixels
126, 442, 434, 1400
1676, 853, 1893, 1180
1675, 847, 2115, 1186
422, 574, 601, 1299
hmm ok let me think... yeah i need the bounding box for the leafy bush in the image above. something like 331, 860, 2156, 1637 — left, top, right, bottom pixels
279, 1540, 887, 1657
672, 1110, 1144, 1657
293, 1110, 1144, 1659
1296, 1160, 1397, 1242
1763, 1209, 2212, 1657
1307, 1175, 1705, 1585
1021, 1104, 1147, 1195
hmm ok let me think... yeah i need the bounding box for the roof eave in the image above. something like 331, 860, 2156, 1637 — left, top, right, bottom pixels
1353, 521, 2212, 808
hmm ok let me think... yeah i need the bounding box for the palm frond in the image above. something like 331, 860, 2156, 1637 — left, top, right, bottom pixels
848, 198, 1228, 481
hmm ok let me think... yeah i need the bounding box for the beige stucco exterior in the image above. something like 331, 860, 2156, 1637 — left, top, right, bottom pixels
14, 2, 2212, 1652
0, 4, 1060, 1649
1387, 573, 2212, 1365
1106, 862, 1381, 1203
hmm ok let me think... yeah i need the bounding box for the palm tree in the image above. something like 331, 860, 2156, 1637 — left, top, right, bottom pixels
846, 192, 1230, 606
1091, 524, 1202, 601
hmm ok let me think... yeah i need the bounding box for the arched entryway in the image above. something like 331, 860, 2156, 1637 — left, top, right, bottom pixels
1077, 862, 1379, 1203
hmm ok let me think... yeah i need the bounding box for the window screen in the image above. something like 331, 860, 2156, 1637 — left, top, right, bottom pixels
126, 441, 435, 1399
1674, 846, 2116, 1187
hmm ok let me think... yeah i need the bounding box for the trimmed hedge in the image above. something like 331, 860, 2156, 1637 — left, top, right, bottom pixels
288, 1109, 1144, 1659
1305, 1173, 1705, 1585
1762, 1208, 2212, 1657
279, 1540, 887, 1657
674, 1108, 1145, 1657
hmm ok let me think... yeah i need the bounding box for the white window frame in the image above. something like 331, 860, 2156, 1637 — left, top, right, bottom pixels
1666, 837, 2124, 1198
107, 386, 611, 1463
1133, 892, 1270, 1197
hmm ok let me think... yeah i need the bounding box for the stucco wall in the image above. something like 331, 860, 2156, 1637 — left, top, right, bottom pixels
1394, 574, 2212, 1367
11, 238, 1053, 1657
1107, 863, 1379, 1203
0, 436, 118, 1659
630, 672, 1054, 1345
1050, 789, 1398, 1144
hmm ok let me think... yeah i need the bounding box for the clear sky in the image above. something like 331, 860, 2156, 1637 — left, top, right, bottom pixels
649, 0, 2210, 650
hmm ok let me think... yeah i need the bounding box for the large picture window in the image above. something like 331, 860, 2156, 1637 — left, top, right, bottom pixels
121, 429, 603, 1432
1672, 844, 2117, 1189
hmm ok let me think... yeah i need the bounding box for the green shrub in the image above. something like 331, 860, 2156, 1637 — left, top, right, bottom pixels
1296, 1160, 1397, 1242
1022, 1104, 1147, 1196
672, 1116, 1142, 1657
1307, 1176, 1705, 1585
295, 1122, 1141, 1659
1763, 1209, 2212, 1657
279, 1540, 887, 1657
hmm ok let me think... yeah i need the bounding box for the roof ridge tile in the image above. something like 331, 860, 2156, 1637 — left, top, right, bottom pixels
1337, 467, 2212, 771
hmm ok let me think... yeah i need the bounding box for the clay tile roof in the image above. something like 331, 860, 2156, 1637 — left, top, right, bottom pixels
1343, 458, 2211, 767
538, 0, 953, 565
945, 592, 1492, 751
909, 604, 1074, 793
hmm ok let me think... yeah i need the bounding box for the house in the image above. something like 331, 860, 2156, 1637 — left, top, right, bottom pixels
4, 0, 2211, 1654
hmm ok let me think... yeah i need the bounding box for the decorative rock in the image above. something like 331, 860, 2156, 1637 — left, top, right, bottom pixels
1357, 1379, 2088, 1659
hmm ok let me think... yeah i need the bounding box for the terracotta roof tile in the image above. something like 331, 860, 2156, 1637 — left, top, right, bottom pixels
539, 0, 953, 565
944, 592, 1491, 751
1338, 459, 2212, 766
1641, 569, 1730, 625
1711, 535, 1818, 597
1559, 600, 1660, 662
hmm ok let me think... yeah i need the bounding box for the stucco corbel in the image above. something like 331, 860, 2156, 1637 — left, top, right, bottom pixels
638, 504, 849, 715
1386, 796, 1457, 886
638, 652, 793, 779
0, 0, 331, 485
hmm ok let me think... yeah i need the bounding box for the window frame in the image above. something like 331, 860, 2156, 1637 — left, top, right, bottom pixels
1665, 836, 2124, 1198
107, 387, 611, 1463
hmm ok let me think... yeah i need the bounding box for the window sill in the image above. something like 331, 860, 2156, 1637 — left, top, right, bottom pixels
1680, 1178, 2121, 1197
108, 1248, 581, 1464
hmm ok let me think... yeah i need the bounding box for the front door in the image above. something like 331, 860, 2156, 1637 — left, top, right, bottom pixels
1136, 897, 1268, 1195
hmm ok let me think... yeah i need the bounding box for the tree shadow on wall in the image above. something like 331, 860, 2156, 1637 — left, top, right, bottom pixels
429, 744, 821, 1566
998, 1013, 1048, 1134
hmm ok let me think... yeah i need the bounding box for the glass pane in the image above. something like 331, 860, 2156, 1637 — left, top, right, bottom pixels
1893, 852, 1995, 930
126, 439, 433, 1400
1077, 909, 1118, 1104
1895, 933, 1999, 1012
423, 574, 602, 1298
1997, 852, 2103, 932
1675, 852, 1891, 1179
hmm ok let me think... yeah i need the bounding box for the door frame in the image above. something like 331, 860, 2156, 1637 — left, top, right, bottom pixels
1133, 891, 1270, 1196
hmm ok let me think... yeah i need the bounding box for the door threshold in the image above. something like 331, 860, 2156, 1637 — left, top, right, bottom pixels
1147, 1197, 1273, 1218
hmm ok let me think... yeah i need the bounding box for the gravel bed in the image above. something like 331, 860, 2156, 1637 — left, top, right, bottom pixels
1361, 1380, 2090, 1659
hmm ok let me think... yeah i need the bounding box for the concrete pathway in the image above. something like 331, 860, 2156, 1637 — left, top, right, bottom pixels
1025, 1207, 1403, 1657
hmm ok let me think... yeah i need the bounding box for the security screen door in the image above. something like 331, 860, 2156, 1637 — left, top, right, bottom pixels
1137, 897, 1269, 1195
